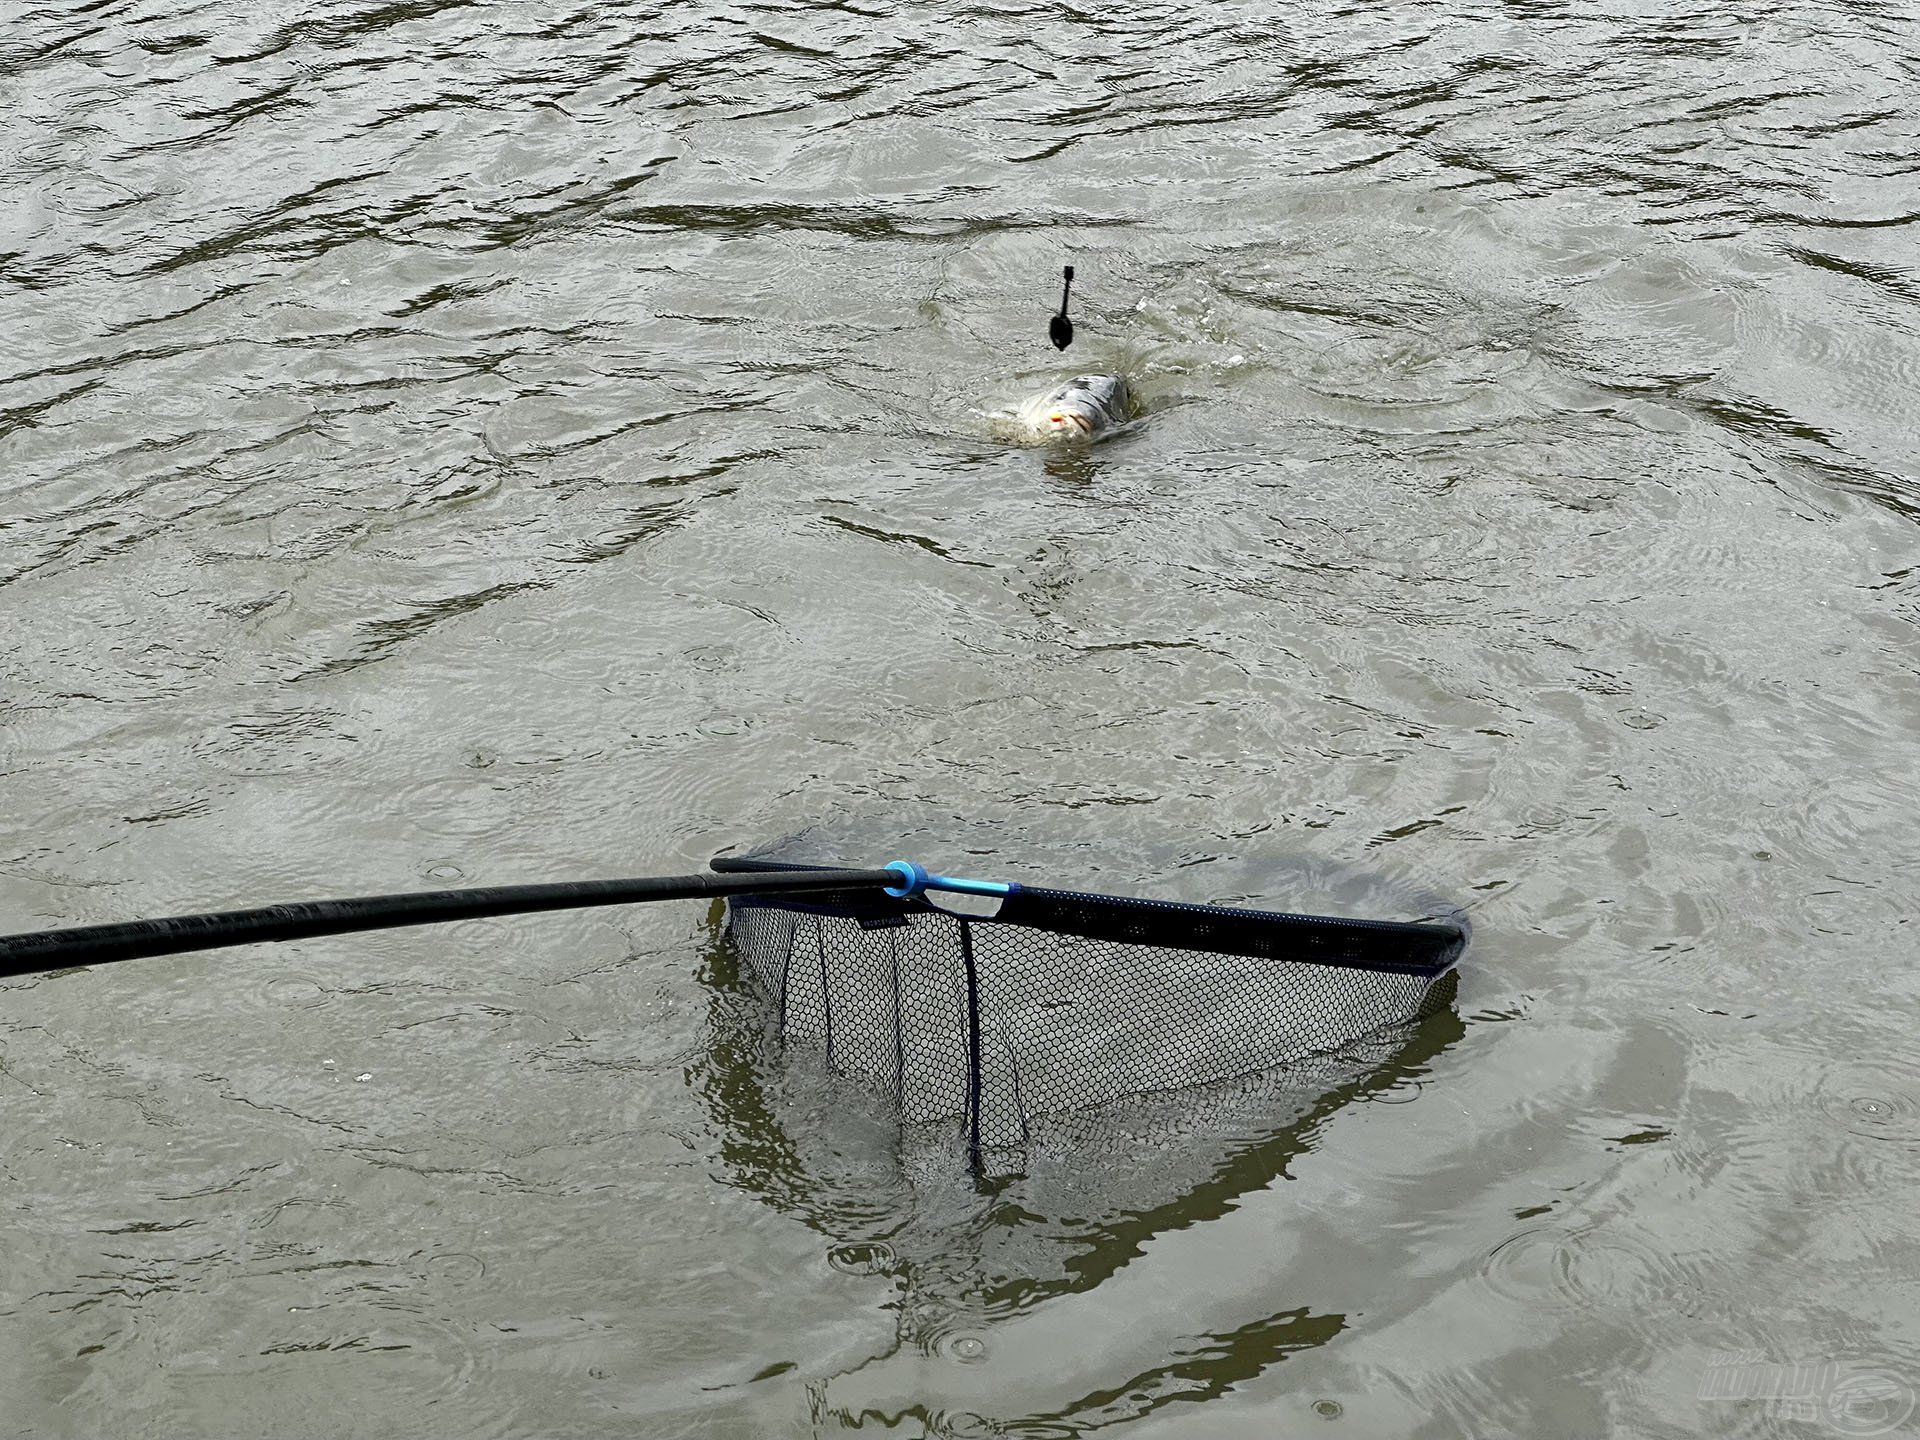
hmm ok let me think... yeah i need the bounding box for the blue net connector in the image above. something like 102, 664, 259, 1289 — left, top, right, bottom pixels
884, 861, 1013, 900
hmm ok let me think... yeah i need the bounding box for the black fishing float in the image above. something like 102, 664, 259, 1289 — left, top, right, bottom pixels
1049, 265, 1074, 350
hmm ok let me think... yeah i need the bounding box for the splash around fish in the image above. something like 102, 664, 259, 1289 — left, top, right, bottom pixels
993, 373, 1139, 446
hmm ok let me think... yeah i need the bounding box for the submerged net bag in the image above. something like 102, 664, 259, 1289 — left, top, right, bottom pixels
721, 858, 1465, 1164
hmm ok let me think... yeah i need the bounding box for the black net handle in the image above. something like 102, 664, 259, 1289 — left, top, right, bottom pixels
0, 868, 901, 978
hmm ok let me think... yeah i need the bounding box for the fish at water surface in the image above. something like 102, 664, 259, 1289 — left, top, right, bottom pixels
1004, 373, 1137, 443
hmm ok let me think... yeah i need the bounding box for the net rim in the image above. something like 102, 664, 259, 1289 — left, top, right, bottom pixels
725, 881, 1464, 978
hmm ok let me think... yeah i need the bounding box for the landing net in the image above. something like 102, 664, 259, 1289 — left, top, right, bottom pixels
723, 863, 1464, 1162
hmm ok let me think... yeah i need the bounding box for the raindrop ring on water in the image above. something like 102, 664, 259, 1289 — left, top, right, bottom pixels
1480, 1223, 1683, 1313
1815, 1062, 1920, 1147
948, 1334, 987, 1363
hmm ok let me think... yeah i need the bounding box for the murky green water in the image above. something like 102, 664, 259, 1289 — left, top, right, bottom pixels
4, 0, 1918, 1434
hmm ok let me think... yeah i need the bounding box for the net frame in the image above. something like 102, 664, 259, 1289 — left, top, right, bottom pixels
723, 862, 1465, 1169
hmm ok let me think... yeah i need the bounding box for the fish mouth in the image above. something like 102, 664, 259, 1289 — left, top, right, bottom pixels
1048, 410, 1096, 435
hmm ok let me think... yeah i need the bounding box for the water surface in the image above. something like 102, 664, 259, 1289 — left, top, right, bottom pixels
3, 0, 1918, 1435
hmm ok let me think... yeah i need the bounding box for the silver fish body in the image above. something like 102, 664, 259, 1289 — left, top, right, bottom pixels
1011, 373, 1135, 440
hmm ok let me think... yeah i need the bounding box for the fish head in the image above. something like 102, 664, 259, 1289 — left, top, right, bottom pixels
1042, 403, 1099, 436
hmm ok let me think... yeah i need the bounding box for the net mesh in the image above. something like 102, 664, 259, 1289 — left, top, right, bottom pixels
725, 878, 1461, 1160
